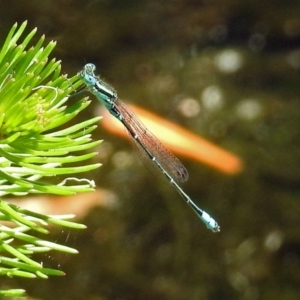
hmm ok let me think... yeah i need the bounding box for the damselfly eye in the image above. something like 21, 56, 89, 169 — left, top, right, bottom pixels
87, 76, 94, 83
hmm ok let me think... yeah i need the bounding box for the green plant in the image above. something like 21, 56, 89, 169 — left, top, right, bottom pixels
0, 21, 101, 297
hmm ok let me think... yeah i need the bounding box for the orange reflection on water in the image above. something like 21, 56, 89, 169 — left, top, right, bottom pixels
100, 104, 243, 175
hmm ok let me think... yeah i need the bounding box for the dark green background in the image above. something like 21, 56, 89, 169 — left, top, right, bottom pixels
1, 1, 300, 299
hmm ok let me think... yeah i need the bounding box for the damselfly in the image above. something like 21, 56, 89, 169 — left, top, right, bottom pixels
80, 63, 220, 232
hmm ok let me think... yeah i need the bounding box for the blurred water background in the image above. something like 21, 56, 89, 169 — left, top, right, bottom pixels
0, 1, 300, 299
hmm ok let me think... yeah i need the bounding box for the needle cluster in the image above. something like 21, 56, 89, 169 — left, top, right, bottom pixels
0, 21, 101, 296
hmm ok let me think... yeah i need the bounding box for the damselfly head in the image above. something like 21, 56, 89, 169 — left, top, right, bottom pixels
80, 63, 97, 85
